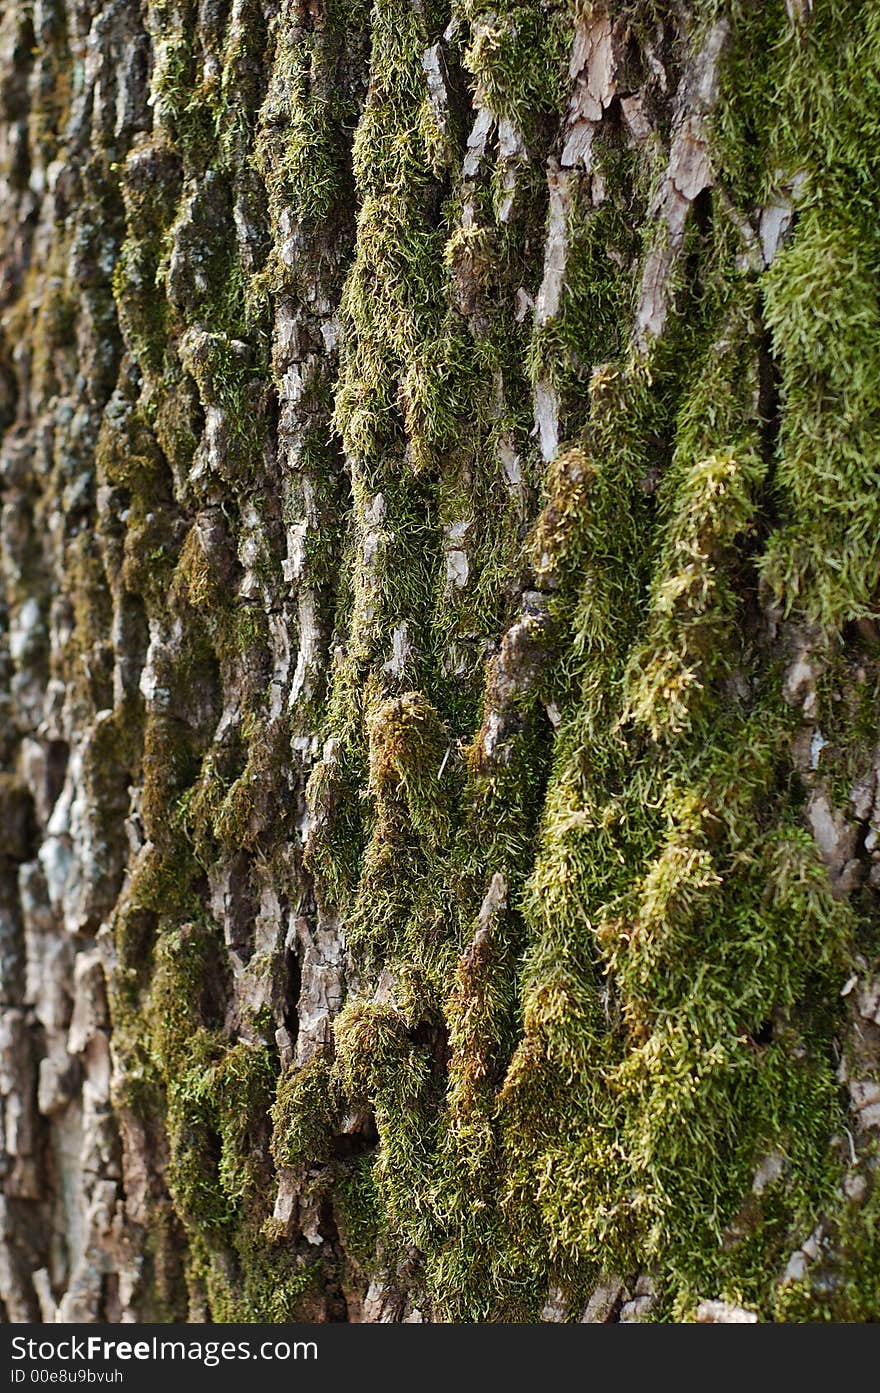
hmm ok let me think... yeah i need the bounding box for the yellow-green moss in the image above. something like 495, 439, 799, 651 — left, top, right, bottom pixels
79, 0, 880, 1323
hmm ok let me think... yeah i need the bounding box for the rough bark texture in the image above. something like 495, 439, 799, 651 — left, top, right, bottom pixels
1, 0, 879, 1323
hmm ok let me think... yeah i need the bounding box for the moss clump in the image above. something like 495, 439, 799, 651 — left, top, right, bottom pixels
149, 925, 278, 1248
462, 0, 572, 128
366, 692, 458, 847
624, 445, 765, 739
148, 922, 227, 1076
271, 1054, 338, 1173
711, 2, 880, 630
255, 0, 372, 227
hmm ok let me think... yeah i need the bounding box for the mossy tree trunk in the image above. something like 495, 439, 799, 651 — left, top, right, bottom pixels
1, 0, 879, 1324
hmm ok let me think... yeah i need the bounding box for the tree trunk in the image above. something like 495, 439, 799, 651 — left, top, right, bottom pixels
1, 0, 879, 1324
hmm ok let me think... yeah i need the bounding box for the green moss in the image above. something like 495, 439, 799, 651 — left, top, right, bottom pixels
211, 1041, 278, 1205
366, 691, 458, 846
761, 202, 880, 626
271, 1054, 338, 1173
710, 1, 880, 630
462, 0, 571, 128
224, 1240, 324, 1322
149, 925, 278, 1244
148, 922, 226, 1075
772, 1151, 880, 1322
255, 0, 371, 227
78, 0, 880, 1323
166, 1092, 234, 1233
334, 1158, 384, 1274
141, 716, 202, 842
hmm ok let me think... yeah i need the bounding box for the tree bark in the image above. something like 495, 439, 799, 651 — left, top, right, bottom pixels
1, 0, 879, 1323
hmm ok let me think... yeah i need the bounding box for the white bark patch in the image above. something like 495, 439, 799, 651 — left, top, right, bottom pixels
782, 646, 822, 719
782, 1249, 808, 1284
807, 791, 862, 897
620, 94, 652, 146
669, 116, 713, 201
807, 793, 856, 870
268, 612, 292, 720
690, 22, 729, 109
273, 300, 299, 369
21, 863, 72, 1037
561, 10, 615, 167
445, 550, 469, 588
272, 1167, 299, 1227
362, 491, 387, 562
696, 1300, 759, 1323
281, 361, 308, 410
752, 1149, 787, 1195
444, 519, 471, 589
55, 1179, 124, 1322
760, 196, 793, 266
358, 491, 390, 622
848, 1079, 880, 1130
540, 1285, 569, 1322
362, 1278, 405, 1323
284, 520, 308, 582
514, 287, 534, 322
383, 622, 413, 678
138, 629, 170, 712
545, 701, 562, 728
634, 23, 730, 349
786, 0, 813, 25
0, 1011, 40, 1201
759, 172, 805, 265
287, 910, 345, 1068
237, 498, 266, 600
839, 973, 880, 1136
536, 165, 571, 326
809, 728, 828, 769
39, 733, 111, 937
320, 317, 340, 353
619, 1275, 656, 1322
8, 597, 42, 662
463, 107, 493, 180
560, 123, 594, 170
532, 154, 567, 455
849, 769, 875, 822
497, 118, 527, 223
581, 1277, 625, 1322
534, 381, 560, 462
277, 208, 299, 269
644, 42, 668, 92
32, 1269, 56, 1323
482, 709, 504, 759
233, 196, 262, 275
477, 871, 507, 929
422, 44, 450, 134
856, 977, 880, 1028
66, 952, 108, 1058
289, 591, 320, 705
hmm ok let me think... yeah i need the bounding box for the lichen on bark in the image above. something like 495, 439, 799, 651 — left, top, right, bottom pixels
1, 0, 879, 1324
